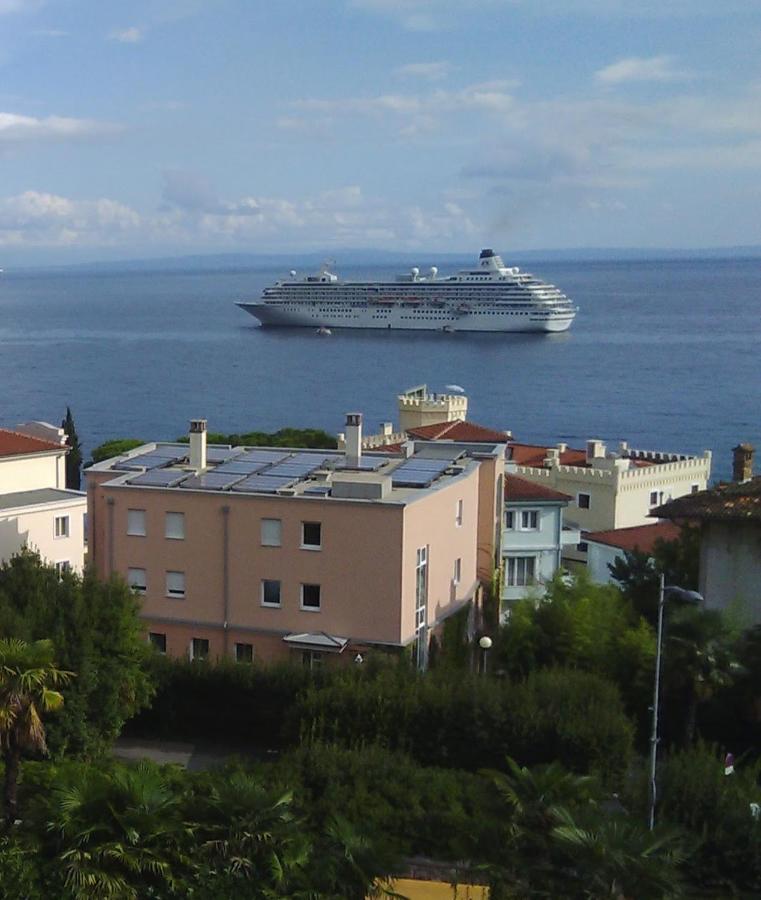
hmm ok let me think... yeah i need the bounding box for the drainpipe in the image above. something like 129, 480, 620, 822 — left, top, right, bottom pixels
221, 505, 230, 657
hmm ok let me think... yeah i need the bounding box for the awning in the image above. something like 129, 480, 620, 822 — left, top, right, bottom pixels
282, 631, 349, 653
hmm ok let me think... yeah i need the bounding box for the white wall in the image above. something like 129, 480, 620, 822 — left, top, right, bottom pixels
586, 542, 621, 584
0, 453, 64, 493
701, 521, 761, 623
0, 499, 86, 572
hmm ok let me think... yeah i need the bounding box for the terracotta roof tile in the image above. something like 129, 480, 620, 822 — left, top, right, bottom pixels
654, 478, 761, 523
508, 442, 588, 468
406, 420, 509, 443
505, 474, 571, 503
586, 521, 681, 553
0, 428, 64, 458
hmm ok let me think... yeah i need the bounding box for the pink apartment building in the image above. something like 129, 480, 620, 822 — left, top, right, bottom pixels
87, 415, 505, 668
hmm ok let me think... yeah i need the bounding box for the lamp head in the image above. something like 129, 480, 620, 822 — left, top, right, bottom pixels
478, 636, 493, 650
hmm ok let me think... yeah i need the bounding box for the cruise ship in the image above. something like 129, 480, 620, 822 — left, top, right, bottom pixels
236, 249, 577, 333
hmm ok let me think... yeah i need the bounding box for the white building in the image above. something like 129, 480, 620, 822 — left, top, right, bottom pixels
509, 439, 711, 563
502, 474, 579, 605
0, 424, 86, 573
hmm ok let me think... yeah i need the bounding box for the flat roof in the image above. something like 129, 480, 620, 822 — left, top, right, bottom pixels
92, 439, 499, 505
0, 488, 86, 511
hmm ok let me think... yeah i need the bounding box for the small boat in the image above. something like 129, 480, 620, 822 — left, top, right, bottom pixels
316, 326, 332, 336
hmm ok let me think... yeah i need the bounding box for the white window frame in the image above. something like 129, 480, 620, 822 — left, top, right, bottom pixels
165, 511, 185, 540
261, 579, 282, 608
455, 499, 463, 527
520, 509, 539, 531
300, 582, 321, 612
453, 557, 461, 585
127, 509, 146, 537
577, 492, 591, 510
505, 510, 515, 530
127, 567, 147, 594
54, 515, 70, 538
166, 570, 185, 598
301, 521, 322, 550
55, 560, 71, 577
506, 556, 537, 587
261, 518, 282, 547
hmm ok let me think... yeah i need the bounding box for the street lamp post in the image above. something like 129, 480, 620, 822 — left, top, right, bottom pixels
478, 635, 493, 675
648, 574, 703, 830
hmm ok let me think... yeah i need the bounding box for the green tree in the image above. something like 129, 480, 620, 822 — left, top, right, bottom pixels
89, 439, 143, 465
60, 408, 83, 491
0, 638, 72, 826
0, 552, 153, 756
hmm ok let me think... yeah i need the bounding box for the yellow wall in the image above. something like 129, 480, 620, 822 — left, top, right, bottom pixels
376, 880, 488, 899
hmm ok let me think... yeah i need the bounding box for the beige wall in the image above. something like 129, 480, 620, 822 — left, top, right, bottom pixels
476, 455, 504, 581
0, 498, 86, 571
701, 521, 761, 623
0, 452, 65, 494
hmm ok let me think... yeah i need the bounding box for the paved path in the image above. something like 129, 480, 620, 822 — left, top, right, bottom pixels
113, 736, 274, 771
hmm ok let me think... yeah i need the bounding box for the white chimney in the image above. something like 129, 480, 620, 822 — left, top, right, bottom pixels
381, 422, 394, 437
189, 419, 207, 472
586, 439, 606, 464
345, 413, 362, 467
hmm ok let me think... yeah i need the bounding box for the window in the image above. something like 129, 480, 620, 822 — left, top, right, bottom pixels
301, 521, 322, 549
302, 650, 323, 670
149, 632, 166, 654
190, 637, 209, 661
520, 509, 539, 530
505, 510, 515, 530
577, 493, 591, 509
83, 513, 88, 545
301, 583, 321, 611
235, 642, 254, 663
507, 556, 536, 587
55, 561, 71, 577
261, 579, 282, 607
577, 541, 589, 553
691, 484, 700, 494
261, 518, 282, 546
453, 557, 461, 585
166, 571, 185, 598
54, 515, 70, 538
414, 546, 429, 670
165, 511, 185, 540
127, 509, 146, 536
455, 499, 463, 527
128, 567, 147, 594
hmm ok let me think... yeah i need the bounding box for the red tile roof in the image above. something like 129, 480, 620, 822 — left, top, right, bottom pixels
654, 478, 761, 523
508, 442, 588, 467
0, 429, 64, 458
586, 521, 681, 553
406, 420, 509, 443
505, 474, 571, 503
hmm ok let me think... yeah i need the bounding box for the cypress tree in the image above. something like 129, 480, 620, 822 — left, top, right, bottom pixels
61, 406, 82, 491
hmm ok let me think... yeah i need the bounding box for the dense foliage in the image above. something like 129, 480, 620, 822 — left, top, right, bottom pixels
0, 553, 154, 756
177, 426, 339, 449
61, 407, 83, 491
89, 438, 144, 464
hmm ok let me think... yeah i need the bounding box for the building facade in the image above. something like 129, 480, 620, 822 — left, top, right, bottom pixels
87, 416, 505, 667
501, 474, 577, 604
0, 424, 86, 573
585, 521, 681, 585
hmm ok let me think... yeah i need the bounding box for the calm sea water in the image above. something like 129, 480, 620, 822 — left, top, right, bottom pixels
1, 257, 759, 482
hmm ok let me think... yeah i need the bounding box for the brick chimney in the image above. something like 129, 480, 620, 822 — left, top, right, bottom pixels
732, 443, 754, 483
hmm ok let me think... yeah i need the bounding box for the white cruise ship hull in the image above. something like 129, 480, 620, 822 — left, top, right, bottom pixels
237, 302, 574, 333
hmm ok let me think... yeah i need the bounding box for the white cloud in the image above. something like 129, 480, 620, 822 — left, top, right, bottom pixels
595, 55, 692, 85
394, 61, 452, 81
109, 26, 143, 43
0, 111, 120, 143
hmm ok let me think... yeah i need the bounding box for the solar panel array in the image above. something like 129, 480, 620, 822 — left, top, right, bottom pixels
128, 468, 187, 487
391, 457, 451, 487
180, 472, 247, 491
231, 474, 295, 494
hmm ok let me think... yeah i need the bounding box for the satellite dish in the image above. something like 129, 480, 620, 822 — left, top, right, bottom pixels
445, 384, 465, 393
430, 266, 438, 278
289, 269, 297, 277
411, 266, 420, 276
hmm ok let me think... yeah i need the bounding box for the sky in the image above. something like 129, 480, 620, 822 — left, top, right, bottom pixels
1, 0, 761, 264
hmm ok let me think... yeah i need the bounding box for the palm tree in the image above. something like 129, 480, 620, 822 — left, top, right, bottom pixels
551, 807, 688, 898
46, 762, 189, 899
0, 638, 72, 827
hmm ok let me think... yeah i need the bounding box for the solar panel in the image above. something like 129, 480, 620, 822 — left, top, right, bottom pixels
180, 472, 246, 491
213, 459, 269, 475
391, 457, 450, 488
392, 472, 435, 487
231, 474, 295, 494
128, 468, 187, 487
237, 450, 290, 464
149, 445, 188, 458
303, 484, 331, 496
205, 447, 239, 463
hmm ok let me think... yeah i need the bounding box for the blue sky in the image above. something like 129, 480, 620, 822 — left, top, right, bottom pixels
1, 0, 760, 263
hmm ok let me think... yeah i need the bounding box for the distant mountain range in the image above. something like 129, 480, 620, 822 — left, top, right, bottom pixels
9, 245, 761, 274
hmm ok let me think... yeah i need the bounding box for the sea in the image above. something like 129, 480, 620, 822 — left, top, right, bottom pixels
1, 256, 759, 483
